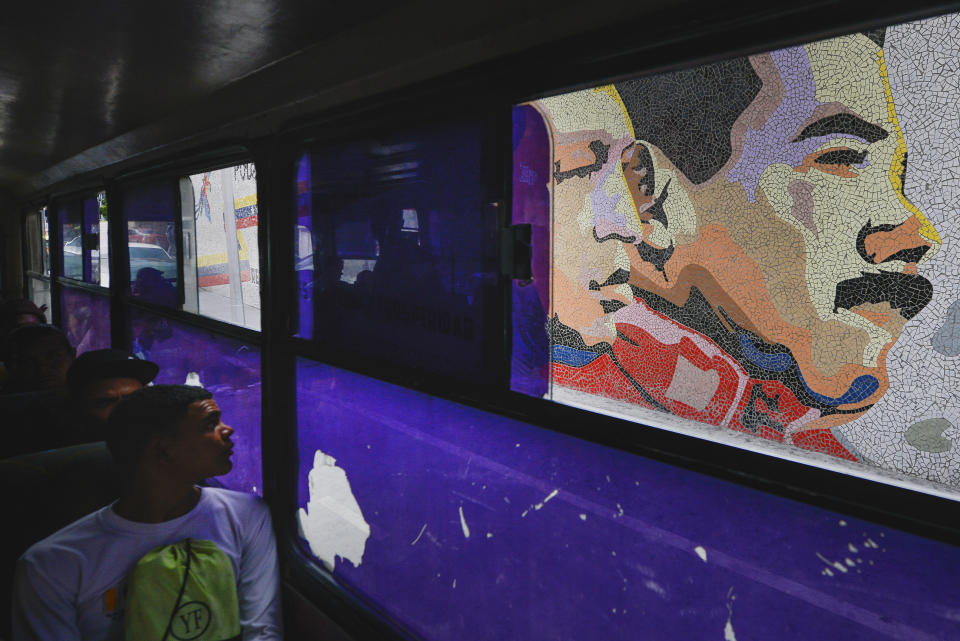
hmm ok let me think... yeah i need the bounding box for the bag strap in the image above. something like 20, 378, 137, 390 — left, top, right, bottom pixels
161, 538, 193, 641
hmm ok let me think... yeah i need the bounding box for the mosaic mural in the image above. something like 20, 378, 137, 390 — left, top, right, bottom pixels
520, 15, 960, 489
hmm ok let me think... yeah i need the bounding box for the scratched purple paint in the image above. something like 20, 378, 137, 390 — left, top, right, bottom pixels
296, 357, 960, 641
128, 307, 262, 495
60, 287, 110, 355
511, 105, 550, 398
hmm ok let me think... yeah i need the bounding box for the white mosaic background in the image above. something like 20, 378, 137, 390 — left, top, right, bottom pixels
837, 13, 960, 488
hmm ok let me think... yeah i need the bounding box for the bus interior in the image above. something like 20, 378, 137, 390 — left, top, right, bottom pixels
2, 1, 960, 640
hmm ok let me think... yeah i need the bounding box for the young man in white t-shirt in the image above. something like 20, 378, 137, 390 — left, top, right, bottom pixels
11, 384, 282, 640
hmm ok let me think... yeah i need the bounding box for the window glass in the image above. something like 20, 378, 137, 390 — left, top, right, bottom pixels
510, 105, 551, 398
26, 276, 51, 319
24, 211, 44, 273
41, 206, 50, 277
295, 154, 313, 338
62, 288, 110, 355
58, 202, 83, 280
184, 163, 261, 330
129, 307, 261, 494
123, 181, 179, 308
520, 15, 960, 494
83, 192, 109, 286
294, 120, 499, 381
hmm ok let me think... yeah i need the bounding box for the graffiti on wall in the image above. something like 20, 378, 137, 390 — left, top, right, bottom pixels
521, 15, 960, 489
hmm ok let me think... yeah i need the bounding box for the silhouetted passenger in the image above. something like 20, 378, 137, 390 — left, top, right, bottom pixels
132, 266, 178, 307
65, 349, 160, 445
0, 299, 47, 338
12, 385, 282, 640
3, 324, 75, 394
0, 299, 48, 387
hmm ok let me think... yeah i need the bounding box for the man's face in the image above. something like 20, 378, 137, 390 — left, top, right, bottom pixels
166, 398, 234, 481
11, 335, 75, 391
629, 35, 939, 411
80, 377, 143, 426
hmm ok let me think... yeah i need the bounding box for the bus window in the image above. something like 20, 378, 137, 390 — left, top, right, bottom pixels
40, 206, 50, 277
182, 163, 261, 330
61, 288, 110, 355
510, 104, 551, 398
294, 119, 499, 381
24, 209, 51, 314
84, 192, 109, 287
128, 306, 262, 494
122, 181, 179, 308
58, 203, 83, 280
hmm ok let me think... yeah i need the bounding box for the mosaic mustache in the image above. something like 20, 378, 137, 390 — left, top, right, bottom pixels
833, 271, 933, 320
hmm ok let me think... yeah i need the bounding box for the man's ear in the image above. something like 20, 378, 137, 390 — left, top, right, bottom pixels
620, 141, 697, 248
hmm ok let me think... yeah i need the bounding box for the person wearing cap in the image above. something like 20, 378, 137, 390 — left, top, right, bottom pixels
66, 349, 160, 445
132, 267, 177, 308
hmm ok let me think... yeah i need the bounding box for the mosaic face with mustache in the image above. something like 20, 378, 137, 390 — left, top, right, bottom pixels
542, 31, 941, 458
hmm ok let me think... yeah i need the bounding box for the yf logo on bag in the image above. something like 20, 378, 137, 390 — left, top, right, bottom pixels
125, 539, 240, 641
170, 601, 211, 639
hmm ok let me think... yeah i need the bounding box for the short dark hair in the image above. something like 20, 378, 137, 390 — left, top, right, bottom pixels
106, 384, 213, 475
614, 30, 885, 185
4, 324, 72, 366
615, 57, 762, 185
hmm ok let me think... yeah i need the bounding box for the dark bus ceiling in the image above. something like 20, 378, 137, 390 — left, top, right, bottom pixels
0, 0, 957, 201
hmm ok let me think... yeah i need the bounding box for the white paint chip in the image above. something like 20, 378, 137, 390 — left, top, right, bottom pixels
816, 552, 848, 574
524, 489, 560, 518
297, 450, 371, 572
643, 579, 666, 598
486, 532, 493, 539
839, 520, 847, 526
724, 588, 738, 641
579, 514, 587, 521
459, 505, 471, 539
848, 543, 858, 553
724, 619, 738, 641
694, 546, 707, 562
411, 523, 427, 546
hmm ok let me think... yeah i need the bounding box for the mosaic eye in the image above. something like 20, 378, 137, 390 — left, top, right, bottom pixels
814, 148, 867, 167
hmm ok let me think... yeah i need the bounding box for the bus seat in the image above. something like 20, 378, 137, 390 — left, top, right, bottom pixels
0, 442, 117, 639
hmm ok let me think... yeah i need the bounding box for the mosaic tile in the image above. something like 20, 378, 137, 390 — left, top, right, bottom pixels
519, 15, 960, 490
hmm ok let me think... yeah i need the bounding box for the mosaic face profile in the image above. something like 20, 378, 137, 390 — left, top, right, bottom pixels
541, 30, 941, 459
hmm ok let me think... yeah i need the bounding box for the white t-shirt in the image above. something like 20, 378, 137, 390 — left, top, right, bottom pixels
12, 487, 282, 641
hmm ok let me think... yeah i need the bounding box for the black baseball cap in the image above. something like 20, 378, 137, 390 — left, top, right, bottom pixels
66, 349, 160, 391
